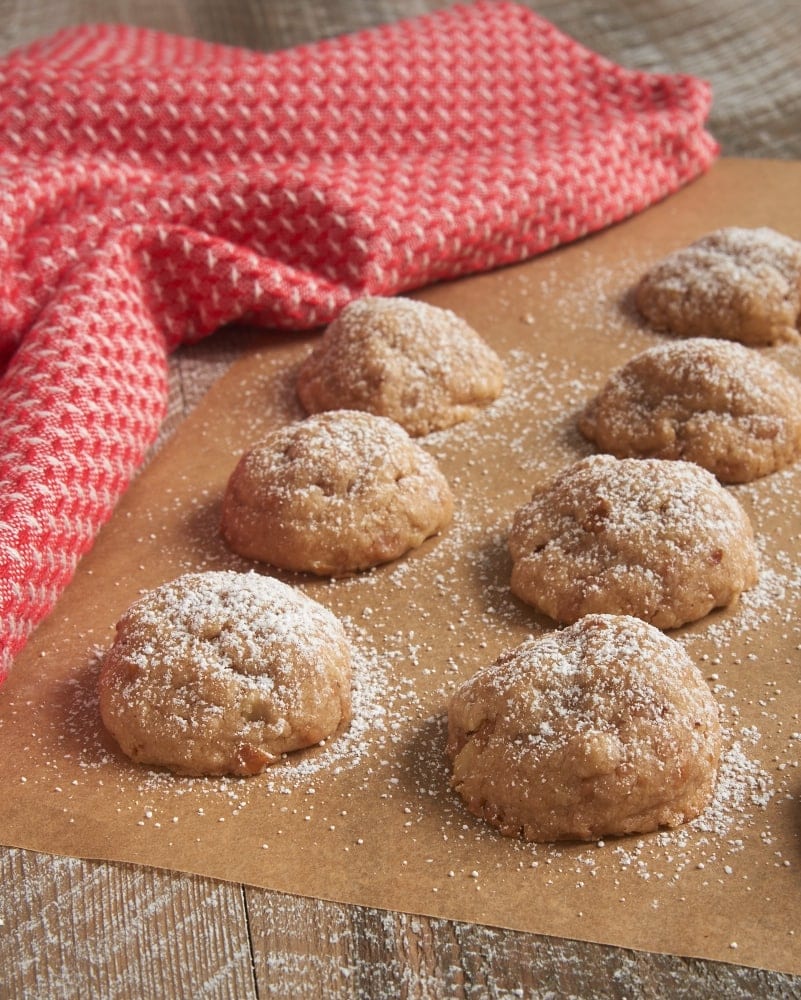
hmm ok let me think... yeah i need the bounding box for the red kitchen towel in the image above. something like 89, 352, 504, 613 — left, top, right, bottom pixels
0, 1, 717, 682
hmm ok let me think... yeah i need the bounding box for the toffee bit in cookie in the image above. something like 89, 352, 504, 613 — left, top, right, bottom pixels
221, 410, 453, 576
98, 571, 353, 777
635, 226, 801, 345
295, 295, 504, 436
447, 614, 723, 842
578, 338, 801, 483
508, 454, 758, 629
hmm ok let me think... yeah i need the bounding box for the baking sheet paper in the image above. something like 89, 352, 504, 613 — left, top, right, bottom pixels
2, 160, 800, 974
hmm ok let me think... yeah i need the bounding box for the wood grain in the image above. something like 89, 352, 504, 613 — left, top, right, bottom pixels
5, 847, 800, 998
1, 848, 256, 999
1, 0, 800, 996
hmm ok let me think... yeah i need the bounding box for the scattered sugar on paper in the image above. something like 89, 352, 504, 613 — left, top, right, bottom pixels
21, 302, 801, 906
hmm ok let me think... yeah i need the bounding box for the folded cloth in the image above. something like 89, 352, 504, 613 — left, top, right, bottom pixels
0, 0, 717, 683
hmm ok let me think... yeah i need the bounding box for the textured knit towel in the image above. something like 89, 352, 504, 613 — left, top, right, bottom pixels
0, 0, 717, 683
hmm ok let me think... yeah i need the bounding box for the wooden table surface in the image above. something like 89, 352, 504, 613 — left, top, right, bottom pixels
1, 1, 800, 997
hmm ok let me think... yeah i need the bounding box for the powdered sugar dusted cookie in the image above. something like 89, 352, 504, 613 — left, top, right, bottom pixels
98, 571, 353, 777
508, 455, 758, 629
447, 614, 722, 842
296, 296, 504, 436
221, 410, 453, 575
635, 226, 801, 345
578, 338, 801, 483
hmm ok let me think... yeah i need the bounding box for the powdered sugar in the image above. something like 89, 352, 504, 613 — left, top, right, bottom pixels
32, 330, 793, 862
4, 250, 799, 963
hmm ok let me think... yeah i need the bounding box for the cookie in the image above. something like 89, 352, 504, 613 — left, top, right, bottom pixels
98, 571, 353, 777
221, 409, 453, 575
295, 295, 504, 436
635, 226, 801, 345
578, 338, 801, 482
447, 613, 722, 842
508, 454, 758, 629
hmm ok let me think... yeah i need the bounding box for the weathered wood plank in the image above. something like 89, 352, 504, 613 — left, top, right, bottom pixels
1, 848, 256, 1000
243, 890, 801, 999
3, 849, 800, 1000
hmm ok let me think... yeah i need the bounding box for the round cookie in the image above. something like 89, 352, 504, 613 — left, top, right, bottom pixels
98, 571, 353, 777
221, 410, 453, 575
508, 454, 758, 629
578, 338, 801, 483
635, 226, 801, 345
295, 295, 504, 436
447, 613, 722, 842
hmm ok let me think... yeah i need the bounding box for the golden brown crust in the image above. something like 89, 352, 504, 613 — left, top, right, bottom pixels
221, 410, 453, 575
447, 614, 722, 842
98, 571, 353, 777
578, 338, 801, 482
296, 296, 504, 436
635, 226, 801, 345
508, 455, 758, 629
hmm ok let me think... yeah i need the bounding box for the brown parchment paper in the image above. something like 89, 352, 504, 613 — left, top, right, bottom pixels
2, 160, 800, 975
